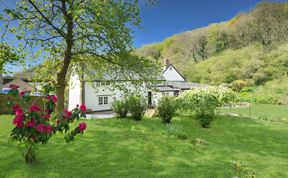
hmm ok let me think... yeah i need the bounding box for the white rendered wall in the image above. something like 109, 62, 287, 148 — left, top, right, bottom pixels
84, 81, 148, 111
68, 74, 81, 111
163, 65, 185, 81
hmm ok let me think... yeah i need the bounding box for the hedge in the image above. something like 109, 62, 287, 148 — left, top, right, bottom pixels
0, 93, 44, 114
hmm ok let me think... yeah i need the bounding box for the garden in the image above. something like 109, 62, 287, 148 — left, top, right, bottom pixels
1, 85, 287, 177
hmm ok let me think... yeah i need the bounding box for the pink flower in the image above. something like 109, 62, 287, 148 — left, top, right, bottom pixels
19, 91, 25, 97
63, 109, 72, 119
44, 114, 50, 121
26, 120, 36, 128
9, 84, 19, 89
13, 115, 24, 128
50, 95, 57, 103
45, 125, 52, 133
30, 105, 41, 112
15, 109, 24, 116
80, 105, 87, 112
78, 122, 87, 132
36, 124, 46, 132
12, 105, 21, 112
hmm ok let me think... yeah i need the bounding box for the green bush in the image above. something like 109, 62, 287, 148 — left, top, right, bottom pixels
253, 72, 270, 85
157, 96, 176, 124
112, 99, 128, 118
195, 113, 214, 128
231, 80, 248, 92
177, 87, 238, 128
127, 95, 147, 121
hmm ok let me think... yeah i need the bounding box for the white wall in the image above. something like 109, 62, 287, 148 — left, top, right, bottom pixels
84, 81, 148, 111
163, 65, 185, 81
68, 74, 81, 111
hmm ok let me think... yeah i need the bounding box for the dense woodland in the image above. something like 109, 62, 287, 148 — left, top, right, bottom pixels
136, 2, 288, 104
137, 2, 288, 83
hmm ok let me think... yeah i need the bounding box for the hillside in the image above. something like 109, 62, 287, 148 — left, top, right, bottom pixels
136, 2, 288, 86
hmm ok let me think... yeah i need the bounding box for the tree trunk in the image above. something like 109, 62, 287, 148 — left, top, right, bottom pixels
56, 1, 74, 113
0, 72, 3, 91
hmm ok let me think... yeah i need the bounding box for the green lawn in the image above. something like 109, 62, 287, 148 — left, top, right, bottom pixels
221, 104, 288, 122
0, 114, 287, 178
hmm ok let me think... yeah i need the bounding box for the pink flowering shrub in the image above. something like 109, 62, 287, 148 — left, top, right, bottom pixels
7, 85, 87, 163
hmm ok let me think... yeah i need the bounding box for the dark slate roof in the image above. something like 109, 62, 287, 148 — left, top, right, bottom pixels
166, 81, 209, 90
152, 85, 181, 91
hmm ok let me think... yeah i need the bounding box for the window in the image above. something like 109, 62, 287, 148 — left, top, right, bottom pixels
163, 92, 169, 96
100, 81, 106, 86
104, 96, 108, 104
99, 97, 103, 105
98, 96, 109, 105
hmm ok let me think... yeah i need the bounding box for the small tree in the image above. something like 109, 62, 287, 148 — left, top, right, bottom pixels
7, 84, 87, 163
127, 95, 147, 121
178, 87, 237, 128
112, 98, 129, 118
157, 96, 176, 124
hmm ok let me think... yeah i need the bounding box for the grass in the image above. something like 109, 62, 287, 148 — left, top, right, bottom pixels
0, 114, 287, 178
221, 104, 288, 122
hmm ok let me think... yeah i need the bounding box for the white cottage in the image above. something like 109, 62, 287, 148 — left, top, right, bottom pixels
68, 59, 206, 111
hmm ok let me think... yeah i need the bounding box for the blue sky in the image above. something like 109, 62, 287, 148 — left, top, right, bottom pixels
0, 0, 284, 72
134, 0, 284, 48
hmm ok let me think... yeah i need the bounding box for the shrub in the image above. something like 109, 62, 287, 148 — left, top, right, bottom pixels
6, 85, 87, 163
157, 96, 176, 124
253, 72, 270, 85
177, 87, 238, 128
231, 80, 248, 92
112, 99, 128, 118
127, 95, 147, 121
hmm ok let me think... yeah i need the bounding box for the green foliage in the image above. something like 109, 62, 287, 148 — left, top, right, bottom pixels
136, 2, 288, 90
231, 80, 248, 92
112, 98, 129, 118
178, 87, 238, 128
3, 0, 158, 112
157, 96, 176, 124
127, 95, 147, 121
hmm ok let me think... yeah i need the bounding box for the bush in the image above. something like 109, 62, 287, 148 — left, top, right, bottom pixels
177, 87, 238, 128
127, 95, 147, 121
157, 96, 176, 124
253, 72, 270, 85
6, 84, 87, 163
231, 80, 248, 92
195, 113, 214, 128
112, 99, 128, 118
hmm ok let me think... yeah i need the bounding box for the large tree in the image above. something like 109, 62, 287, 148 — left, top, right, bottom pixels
3, 0, 156, 112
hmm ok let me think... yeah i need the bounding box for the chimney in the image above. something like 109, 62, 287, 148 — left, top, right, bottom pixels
163, 58, 170, 68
